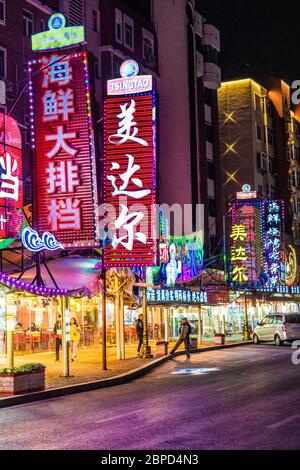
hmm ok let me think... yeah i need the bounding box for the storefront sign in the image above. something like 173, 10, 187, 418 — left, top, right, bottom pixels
264, 200, 284, 288
107, 59, 153, 96
103, 91, 158, 266
0, 114, 23, 240
31, 14, 85, 51
146, 288, 207, 305
28, 50, 98, 248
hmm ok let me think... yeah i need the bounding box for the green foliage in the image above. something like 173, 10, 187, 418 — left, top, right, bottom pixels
0, 363, 46, 377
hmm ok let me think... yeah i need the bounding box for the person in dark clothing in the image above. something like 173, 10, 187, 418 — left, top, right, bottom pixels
136, 313, 144, 357
54, 314, 63, 361
170, 317, 192, 358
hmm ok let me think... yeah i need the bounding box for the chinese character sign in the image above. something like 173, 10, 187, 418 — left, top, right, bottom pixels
264, 200, 284, 288
0, 114, 23, 239
103, 93, 158, 266
28, 52, 98, 247
229, 201, 264, 286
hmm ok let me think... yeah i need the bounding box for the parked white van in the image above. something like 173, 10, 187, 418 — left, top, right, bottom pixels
253, 313, 300, 346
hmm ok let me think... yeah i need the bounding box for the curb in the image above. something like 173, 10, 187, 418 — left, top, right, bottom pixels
0, 341, 252, 409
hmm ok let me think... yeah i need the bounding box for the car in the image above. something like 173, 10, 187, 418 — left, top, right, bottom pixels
253, 313, 300, 346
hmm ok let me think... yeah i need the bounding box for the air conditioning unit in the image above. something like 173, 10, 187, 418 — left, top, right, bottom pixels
258, 152, 268, 172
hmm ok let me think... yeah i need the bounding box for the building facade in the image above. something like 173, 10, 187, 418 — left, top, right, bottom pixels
0, 0, 58, 204
218, 76, 300, 277
152, 0, 222, 256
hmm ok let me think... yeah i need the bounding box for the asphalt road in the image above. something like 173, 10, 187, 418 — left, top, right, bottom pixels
1, 344, 300, 450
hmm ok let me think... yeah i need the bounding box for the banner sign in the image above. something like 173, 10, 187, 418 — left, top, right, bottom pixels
146, 288, 207, 305
103, 92, 158, 266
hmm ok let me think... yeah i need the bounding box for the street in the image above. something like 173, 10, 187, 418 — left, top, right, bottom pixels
0, 344, 300, 450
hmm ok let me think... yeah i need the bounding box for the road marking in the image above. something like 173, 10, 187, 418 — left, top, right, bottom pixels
215, 383, 242, 392
94, 411, 138, 425
267, 414, 300, 430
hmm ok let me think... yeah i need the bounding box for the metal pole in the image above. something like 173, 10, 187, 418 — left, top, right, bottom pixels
119, 290, 125, 360
244, 293, 251, 341
6, 331, 14, 369
198, 305, 202, 346
142, 287, 152, 358
101, 267, 107, 370
62, 296, 70, 377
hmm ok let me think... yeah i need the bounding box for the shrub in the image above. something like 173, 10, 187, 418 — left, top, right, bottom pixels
0, 363, 46, 377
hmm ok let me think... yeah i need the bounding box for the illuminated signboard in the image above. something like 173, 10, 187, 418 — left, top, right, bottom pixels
0, 114, 23, 240
229, 198, 285, 290
230, 201, 264, 287
107, 60, 153, 96
28, 51, 98, 248
22, 227, 64, 252
146, 232, 204, 287
103, 91, 158, 267
264, 200, 284, 288
31, 14, 85, 51
146, 288, 207, 305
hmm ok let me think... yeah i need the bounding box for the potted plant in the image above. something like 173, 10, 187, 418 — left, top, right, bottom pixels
0, 363, 46, 395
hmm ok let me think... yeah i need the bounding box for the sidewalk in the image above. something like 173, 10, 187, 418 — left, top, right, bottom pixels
0, 336, 244, 395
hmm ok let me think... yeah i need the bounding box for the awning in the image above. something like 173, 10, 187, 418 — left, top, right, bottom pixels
11, 257, 102, 297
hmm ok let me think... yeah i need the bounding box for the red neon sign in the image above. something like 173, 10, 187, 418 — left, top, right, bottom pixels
0, 114, 23, 239
28, 51, 98, 248
103, 93, 158, 267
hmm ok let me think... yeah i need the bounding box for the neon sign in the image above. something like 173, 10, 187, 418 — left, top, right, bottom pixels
146, 288, 207, 305
31, 14, 85, 51
22, 227, 64, 252
28, 51, 98, 248
0, 114, 23, 240
264, 200, 284, 288
103, 92, 158, 267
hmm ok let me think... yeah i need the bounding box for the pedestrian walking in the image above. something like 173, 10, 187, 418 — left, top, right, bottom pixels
54, 314, 63, 361
136, 313, 144, 357
170, 317, 192, 358
70, 318, 81, 362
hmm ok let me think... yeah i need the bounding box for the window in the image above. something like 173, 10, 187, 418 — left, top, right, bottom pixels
123, 14, 134, 50
94, 58, 100, 79
0, 47, 6, 78
254, 93, 261, 112
92, 9, 99, 33
0, 0, 5, 26
23, 10, 34, 37
143, 29, 154, 64
267, 127, 274, 146
115, 8, 122, 44
40, 18, 46, 32
256, 124, 262, 141
269, 156, 276, 174
257, 152, 267, 172
208, 161, 215, 179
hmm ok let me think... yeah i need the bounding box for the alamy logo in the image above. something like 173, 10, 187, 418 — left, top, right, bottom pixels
291, 340, 300, 365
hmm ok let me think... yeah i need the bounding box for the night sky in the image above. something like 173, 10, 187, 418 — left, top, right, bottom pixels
199, 0, 300, 83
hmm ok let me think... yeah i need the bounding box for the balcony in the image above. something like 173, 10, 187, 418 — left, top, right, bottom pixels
202, 24, 220, 51
203, 62, 221, 90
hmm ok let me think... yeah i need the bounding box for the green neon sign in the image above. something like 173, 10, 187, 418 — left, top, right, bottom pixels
31, 13, 85, 51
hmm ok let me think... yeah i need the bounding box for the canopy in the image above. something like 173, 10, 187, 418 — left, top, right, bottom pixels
11, 257, 102, 297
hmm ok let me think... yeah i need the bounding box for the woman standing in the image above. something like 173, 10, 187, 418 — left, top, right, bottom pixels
70, 318, 81, 362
